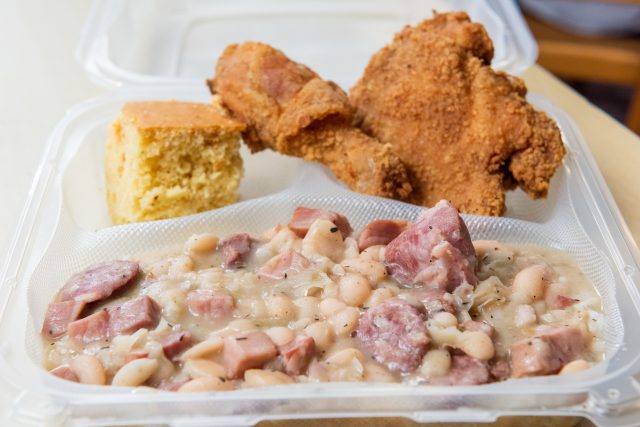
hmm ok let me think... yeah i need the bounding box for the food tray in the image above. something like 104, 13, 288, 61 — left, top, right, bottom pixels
1, 1, 639, 426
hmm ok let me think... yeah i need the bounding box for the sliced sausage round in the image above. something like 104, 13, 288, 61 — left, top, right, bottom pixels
357, 298, 429, 373
57, 260, 139, 303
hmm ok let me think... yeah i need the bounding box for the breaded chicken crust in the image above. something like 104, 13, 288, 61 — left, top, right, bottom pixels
208, 42, 413, 201
350, 12, 565, 215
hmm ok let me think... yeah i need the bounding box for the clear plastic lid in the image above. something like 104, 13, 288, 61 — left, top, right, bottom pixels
77, 0, 537, 89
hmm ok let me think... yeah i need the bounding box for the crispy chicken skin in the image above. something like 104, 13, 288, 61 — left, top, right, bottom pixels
350, 12, 565, 216
208, 42, 413, 200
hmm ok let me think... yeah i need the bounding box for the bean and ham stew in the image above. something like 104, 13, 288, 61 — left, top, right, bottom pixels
42, 201, 603, 391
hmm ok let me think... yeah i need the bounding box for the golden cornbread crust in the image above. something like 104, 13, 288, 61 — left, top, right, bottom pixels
106, 100, 245, 224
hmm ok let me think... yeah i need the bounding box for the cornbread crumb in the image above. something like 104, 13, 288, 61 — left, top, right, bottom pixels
105, 100, 245, 224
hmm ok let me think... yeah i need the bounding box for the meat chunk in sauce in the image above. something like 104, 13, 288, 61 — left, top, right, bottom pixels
109, 295, 161, 335
430, 354, 490, 386
68, 309, 110, 344
357, 219, 407, 251
41, 300, 86, 338
280, 336, 315, 375
288, 207, 353, 238
357, 298, 429, 373
510, 326, 586, 378
411, 288, 455, 318
258, 249, 311, 280
161, 331, 193, 360
50, 365, 79, 382
57, 260, 139, 303
384, 200, 476, 291
68, 296, 161, 344
187, 289, 234, 318
223, 331, 278, 379
218, 233, 253, 268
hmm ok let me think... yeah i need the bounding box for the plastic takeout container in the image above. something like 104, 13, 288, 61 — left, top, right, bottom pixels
1, 0, 639, 426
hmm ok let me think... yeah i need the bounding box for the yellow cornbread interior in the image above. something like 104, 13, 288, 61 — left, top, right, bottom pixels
105, 100, 245, 224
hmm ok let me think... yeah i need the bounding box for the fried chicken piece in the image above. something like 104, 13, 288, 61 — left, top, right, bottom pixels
208, 42, 413, 200
350, 12, 565, 216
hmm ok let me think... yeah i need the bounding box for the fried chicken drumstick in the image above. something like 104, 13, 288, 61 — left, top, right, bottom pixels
350, 12, 565, 216
208, 42, 413, 200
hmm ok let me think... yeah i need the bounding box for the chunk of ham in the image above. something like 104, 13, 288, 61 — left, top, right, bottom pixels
187, 289, 234, 318
50, 365, 79, 382
258, 249, 311, 280
68, 296, 161, 344
357, 219, 407, 251
57, 260, 139, 303
161, 331, 193, 360
223, 331, 278, 379
41, 300, 86, 339
280, 336, 315, 375
510, 326, 586, 378
288, 207, 353, 238
218, 233, 252, 268
68, 309, 110, 343
430, 354, 490, 386
384, 200, 476, 291
108, 295, 161, 335
357, 298, 429, 373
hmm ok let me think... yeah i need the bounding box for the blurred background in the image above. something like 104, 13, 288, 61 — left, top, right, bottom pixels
519, 0, 640, 134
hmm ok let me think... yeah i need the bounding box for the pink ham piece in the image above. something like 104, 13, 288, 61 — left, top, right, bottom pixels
223, 331, 278, 379
68, 296, 161, 344
57, 260, 139, 303
288, 207, 353, 238
41, 300, 86, 339
357, 219, 407, 251
108, 295, 161, 335
430, 354, 490, 386
384, 200, 477, 291
549, 295, 578, 309
187, 290, 234, 318
510, 326, 586, 378
124, 350, 150, 363
357, 298, 429, 373
68, 309, 110, 344
50, 366, 79, 383
280, 336, 315, 375
161, 331, 193, 360
258, 249, 311, 280
218, 233, 253, 268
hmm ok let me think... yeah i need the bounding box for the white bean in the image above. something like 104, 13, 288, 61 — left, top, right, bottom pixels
180, 336, 224, 361
366, 288, 394, 307
342, 257, 387, 285
293, 296, 320, 320
560, 359, 591, 375
70, 355, 106, 385
363, 362, 395, 383
433, 312, 458, 328
304, 321, 334, 352
338, 273, 371, 307
178, 376, 233, 392
328, 307, 360, 337
228, 319, 258, 332
319, 298, 347, 318
420, 349, 452, 378
265, 295, 297, 322
360, 245, 384, 262
265, 327, 295, 346
244, 369, 293, 388
185, 233, 218, 253
514, 304, 537, 328
169, 255, 194, 276
184, 359, 226, 379
302, 219, 345, 262
458, 331, 495, 361
325, 348, 365, 381
512, 265, 547, 304
112, 358, 159, 387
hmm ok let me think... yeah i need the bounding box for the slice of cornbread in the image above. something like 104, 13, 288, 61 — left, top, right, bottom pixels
105, 100, 245, 224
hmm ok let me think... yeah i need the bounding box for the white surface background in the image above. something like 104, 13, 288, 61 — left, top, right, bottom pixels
0, 0, 101, 263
